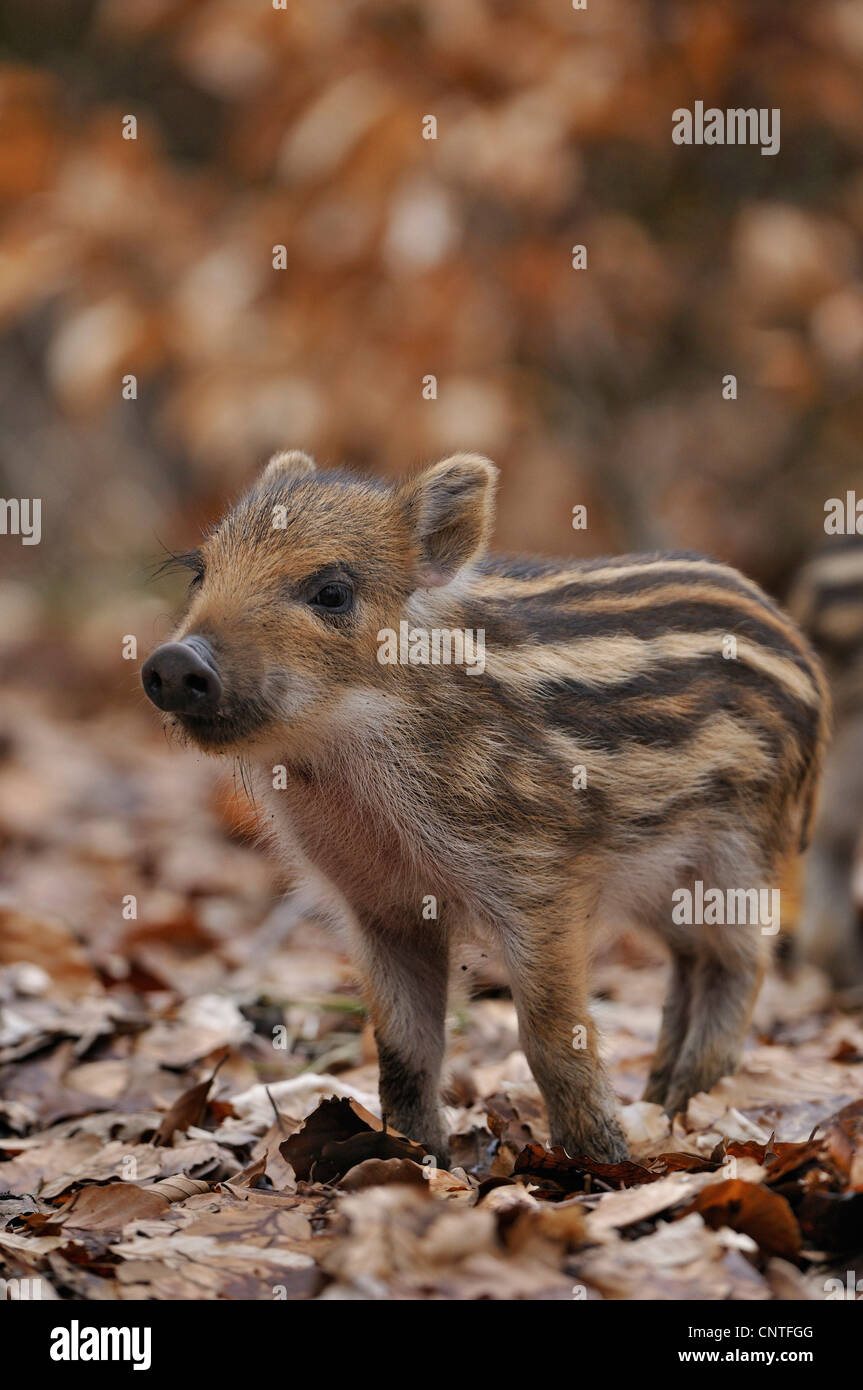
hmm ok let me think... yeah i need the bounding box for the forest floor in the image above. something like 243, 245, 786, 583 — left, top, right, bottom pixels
1, 656, 862, 1302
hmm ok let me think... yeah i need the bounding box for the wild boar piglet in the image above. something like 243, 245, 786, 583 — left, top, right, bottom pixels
143, 451, 829, 1163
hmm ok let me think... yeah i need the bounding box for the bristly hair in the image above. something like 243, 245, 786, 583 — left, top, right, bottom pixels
149, 547, 205, 585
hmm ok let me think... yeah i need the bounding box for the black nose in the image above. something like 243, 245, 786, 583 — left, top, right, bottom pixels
141, 637, 222, 715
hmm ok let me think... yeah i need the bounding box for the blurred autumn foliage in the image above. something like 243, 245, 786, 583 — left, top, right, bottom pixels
1, 0, 863, 641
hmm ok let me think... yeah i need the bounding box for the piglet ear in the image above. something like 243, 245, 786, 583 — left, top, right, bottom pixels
403, 453, 498, 587
262, 450, 317, 484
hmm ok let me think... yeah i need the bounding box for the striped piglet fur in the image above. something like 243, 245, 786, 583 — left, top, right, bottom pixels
150, 451, 830, 1163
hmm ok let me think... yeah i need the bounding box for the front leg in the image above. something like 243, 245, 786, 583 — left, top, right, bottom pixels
500, 888, 627, 1164
354, 914, 450, 1166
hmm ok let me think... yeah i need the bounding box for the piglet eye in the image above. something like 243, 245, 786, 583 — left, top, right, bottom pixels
310, 582, 352, 613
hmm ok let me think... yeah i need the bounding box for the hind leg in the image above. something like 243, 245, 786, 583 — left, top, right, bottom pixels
663, 928, 767, 1116
629, 842, 772, 1114
643, 951, 696, 1105
798, 832, 863, 986
797, 715, 863, 986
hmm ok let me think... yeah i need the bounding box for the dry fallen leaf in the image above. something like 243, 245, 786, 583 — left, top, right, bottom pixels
682, 1178, 802, 1260
56, 1182, 170, 1232
513, 1142, 658, 1193
338, 1158, 428, 1191
281, 1096, 429, 1183
152, 1053, 228, 1147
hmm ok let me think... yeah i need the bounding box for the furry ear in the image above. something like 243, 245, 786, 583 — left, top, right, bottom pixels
262, 450, 317, 484
404, 453, 498, 587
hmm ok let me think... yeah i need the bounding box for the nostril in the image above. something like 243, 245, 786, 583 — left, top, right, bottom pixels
142, 639, 220, 714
